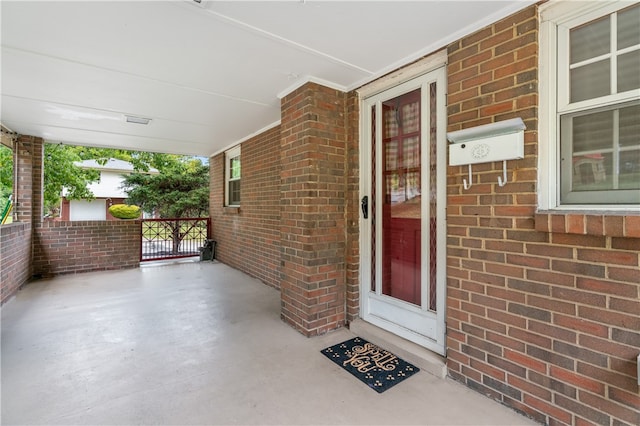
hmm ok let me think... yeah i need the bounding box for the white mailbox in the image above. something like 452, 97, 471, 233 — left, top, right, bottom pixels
447, 118, 526, 189
448, 132, 524, 166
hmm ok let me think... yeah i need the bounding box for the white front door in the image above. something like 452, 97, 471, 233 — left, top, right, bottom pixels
360, 67, 447, 355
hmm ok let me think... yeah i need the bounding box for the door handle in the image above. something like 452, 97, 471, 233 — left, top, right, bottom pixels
361, 195, 368, 219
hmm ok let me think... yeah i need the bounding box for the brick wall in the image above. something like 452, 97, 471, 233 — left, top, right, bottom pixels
210, 125, 281, 289
279, 82, 348, 336
446, 5, 640, 426
0, 222, 32, 304
33, 220, 140, 276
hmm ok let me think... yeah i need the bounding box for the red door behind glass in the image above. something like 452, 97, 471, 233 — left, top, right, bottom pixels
381, 89, 421, 306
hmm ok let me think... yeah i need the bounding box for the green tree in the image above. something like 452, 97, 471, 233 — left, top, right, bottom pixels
44, 145, 187, 216
3, 143, 206, 220
122, 158, 209, 254
1, 143, 99, 219
121, 158, 209, 218
70, 146, 184, 174
1, 145, 13, 221
43, 144, 99, 216
2, 143, 102, 218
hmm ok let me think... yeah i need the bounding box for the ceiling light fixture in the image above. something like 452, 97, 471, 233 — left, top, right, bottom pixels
125, 115, 152, 125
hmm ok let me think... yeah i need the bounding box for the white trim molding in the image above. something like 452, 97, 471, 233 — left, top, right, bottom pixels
357, 50, 447, 100
276, 76, 348, 100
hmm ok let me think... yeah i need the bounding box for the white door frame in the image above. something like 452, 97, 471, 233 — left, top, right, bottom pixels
358, 60, 447, 356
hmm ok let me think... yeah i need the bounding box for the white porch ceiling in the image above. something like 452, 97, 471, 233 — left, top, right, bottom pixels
1, 1, 535, 157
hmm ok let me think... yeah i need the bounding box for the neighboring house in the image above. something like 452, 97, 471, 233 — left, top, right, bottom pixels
60, 158, 158, 221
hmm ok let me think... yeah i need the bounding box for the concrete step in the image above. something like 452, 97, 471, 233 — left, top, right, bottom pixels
349, 319, 448, 379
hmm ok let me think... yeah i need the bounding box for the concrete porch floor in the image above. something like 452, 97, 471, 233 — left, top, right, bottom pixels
1, 261, 536, 425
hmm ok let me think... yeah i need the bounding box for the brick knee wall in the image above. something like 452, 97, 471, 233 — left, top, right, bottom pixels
0, 222, 32, 304
33, 220, 140, 276
446, 4, 640, 426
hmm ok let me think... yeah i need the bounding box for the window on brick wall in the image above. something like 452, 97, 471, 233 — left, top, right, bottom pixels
225, 146, 241, 206
540, 1, 640, 209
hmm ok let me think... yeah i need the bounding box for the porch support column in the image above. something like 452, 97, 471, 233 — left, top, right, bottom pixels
280, 82, 348, 336
13, 135, 44, 225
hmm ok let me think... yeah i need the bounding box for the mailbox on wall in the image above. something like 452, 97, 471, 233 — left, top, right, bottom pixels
447, 118, 526, 189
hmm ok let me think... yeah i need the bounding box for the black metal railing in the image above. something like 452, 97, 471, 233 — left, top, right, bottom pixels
141, 218, 211, 262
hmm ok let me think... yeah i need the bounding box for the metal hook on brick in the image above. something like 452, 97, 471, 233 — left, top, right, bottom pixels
463, 164, 473, 190
497, 160, 507, 187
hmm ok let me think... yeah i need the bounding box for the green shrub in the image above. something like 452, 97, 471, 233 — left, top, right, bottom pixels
108, 204, 141, 219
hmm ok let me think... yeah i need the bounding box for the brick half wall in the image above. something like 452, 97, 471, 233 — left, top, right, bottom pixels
1, 222, 32, 304
33, 220, 140, 276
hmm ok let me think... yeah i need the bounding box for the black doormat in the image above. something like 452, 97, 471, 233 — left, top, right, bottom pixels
321, 337, 419, 393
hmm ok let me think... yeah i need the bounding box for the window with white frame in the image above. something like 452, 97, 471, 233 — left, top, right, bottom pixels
225, 146, 241, 206
540, 1, 640, 208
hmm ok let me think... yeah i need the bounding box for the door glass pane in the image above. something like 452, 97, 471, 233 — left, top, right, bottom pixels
371, 105, 376, 292
402, 102, 420, 133
403, 136, 420, 169
386, 174, 401, 203
385, 141, 398, 171
570, 15, 610, 64
429, 82, 437, 312
381, 89, 421, 306
406, 171, 421, 201
384, 105, 398, 138
617, 4, 640, 50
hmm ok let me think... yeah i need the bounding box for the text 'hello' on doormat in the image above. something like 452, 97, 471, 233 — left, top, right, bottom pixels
321, 337, 419, 393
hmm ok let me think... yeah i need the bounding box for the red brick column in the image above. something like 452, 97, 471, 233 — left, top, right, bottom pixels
13, 135, 44, 225
279, 82, 348, 336
345, 92, 360, 322
2, 135, 43, 303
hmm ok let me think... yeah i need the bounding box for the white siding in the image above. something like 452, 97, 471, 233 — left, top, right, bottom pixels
69, 199, 106, 221
87, 171, 128, 198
